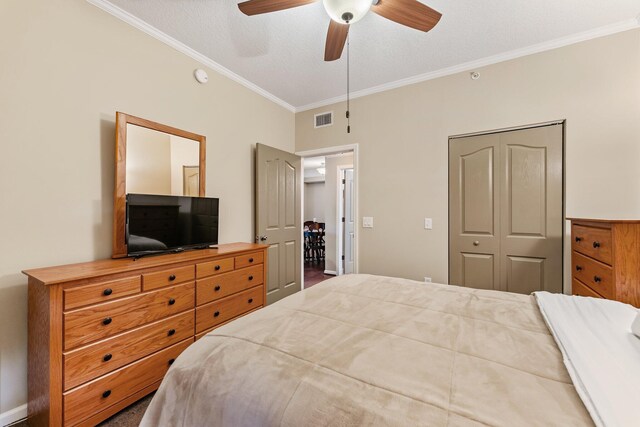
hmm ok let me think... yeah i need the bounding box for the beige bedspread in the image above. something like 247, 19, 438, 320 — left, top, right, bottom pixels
141, 274, 593, 426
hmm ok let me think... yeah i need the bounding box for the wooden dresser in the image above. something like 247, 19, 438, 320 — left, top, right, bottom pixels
23, 242, 268, 427
570, 219, 640, 307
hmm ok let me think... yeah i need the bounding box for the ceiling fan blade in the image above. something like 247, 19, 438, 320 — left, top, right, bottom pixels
372, 0, 442, 32
324, 20, 349, 61
238, 0, 317, 16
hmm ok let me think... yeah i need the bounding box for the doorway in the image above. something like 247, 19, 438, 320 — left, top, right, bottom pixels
298, 145, 359, 289
449, 122, 564, 294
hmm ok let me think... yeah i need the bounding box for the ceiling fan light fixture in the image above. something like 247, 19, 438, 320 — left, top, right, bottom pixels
323, 0, 372, 24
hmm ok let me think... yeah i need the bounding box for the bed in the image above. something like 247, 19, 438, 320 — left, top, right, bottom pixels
141, 274, 640, 426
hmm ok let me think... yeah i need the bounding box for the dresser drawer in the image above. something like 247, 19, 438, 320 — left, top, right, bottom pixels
64, 276, 141, 310
235, 251, 264, 269
196, 257, 234, 278
64, 282, 194, 350
196, 286, 264, 333
196, 264, 264, 306
142, 265, 195, 291
572, 251, 614, 299
63, 338, 192, 426
572, 279, 604, 299
572, 224, 613, 265
195, 308, 260, 341
64, 310, 194, 390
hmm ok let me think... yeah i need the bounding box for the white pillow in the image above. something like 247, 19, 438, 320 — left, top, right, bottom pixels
632, 311, 640, 338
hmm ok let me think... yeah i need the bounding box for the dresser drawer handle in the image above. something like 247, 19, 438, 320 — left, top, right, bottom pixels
168, 298, 176, 305
575, 265, 583, 271
248, 275, 254, 281
594, 276, 602, 283
103, 288, 113, 296
103, 353, 112, 362
214, 311, 220, 318
575, 237, 582, 242
169, 274, 176, 281
593, 241, 601, 248
168, 329, 176, 336
214, 265, 221, 271
102, 390, 111, 399
248, 298, 254, 304
168, 358, 176, 366
249, 257, 254, 263
102, 317, 112, 326
214, 285, 221, 292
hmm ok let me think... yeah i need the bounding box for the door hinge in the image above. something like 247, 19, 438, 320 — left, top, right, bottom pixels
341, 255, 345, 260
342, 179, 346, 184
342, 217, 345, 222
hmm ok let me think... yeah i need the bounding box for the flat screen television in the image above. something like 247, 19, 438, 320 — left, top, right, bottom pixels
126, 193, 219, 257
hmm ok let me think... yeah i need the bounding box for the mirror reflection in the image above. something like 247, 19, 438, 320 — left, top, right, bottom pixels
126, 124, 201, 196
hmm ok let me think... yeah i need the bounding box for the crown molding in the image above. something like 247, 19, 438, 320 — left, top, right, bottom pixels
86, 0, 296, 113
86, 1, 639, 114
296, 18, 640, 112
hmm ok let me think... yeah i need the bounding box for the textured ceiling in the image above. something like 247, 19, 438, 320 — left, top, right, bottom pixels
105, 0, 640, 109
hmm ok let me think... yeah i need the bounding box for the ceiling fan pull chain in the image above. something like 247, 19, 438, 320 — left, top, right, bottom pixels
346, 32, 351, 134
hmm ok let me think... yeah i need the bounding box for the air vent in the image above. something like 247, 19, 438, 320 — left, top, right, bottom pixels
314, 111, 333, 128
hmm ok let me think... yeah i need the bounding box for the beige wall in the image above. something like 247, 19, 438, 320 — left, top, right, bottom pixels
169, 135, 200, 196
126, 125, 172, 195
0, 0, 294, 417
304, 182, 326, 223
296, 29, 640, 287
323, 154, 354, 273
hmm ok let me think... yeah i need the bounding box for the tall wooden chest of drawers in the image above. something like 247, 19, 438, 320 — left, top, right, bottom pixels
23, 243, 268, 426
569, 219, 640, 307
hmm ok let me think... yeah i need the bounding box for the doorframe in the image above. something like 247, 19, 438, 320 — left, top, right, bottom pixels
296, 144, 359, 290
447, 120, 566, 293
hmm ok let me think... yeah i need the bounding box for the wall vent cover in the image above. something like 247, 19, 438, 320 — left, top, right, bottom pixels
314, 111, 333, 128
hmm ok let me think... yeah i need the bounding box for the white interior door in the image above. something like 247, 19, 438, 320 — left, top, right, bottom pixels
344, 169, 355, 274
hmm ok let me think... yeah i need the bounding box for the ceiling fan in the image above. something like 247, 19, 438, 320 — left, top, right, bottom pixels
237, 0, 442, 61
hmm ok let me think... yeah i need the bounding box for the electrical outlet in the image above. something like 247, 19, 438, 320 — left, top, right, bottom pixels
362, 217, 374, 228
424, 218, 433, 230
424, 277, 432, 283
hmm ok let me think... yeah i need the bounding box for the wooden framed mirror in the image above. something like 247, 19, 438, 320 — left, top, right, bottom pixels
113, 112, 206, 258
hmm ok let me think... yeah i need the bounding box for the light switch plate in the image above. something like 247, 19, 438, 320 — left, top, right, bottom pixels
424, 218, 433, 230
363, 217, 374, 228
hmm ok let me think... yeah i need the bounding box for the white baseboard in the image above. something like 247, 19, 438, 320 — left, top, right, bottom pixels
324, 270, 337, 276
0, 404, 27, 427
